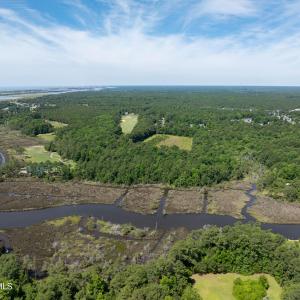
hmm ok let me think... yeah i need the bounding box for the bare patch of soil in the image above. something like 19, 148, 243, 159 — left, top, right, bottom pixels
164, 189, 204, 214
249, 196, 300, 224
121, 186, 164, 214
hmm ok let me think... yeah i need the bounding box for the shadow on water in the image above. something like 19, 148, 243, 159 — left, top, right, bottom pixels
0, 184, 300, 239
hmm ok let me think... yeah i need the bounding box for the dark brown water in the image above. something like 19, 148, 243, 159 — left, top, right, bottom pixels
0, 185, 300, 239
0, 152, 5, 166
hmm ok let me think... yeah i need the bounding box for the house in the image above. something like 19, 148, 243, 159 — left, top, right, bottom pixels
243, 118, 253, 124
19, 167, 28, 175
281, 115, 295, 124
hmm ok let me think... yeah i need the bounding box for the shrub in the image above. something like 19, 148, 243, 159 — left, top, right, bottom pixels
233, 276, 268, 300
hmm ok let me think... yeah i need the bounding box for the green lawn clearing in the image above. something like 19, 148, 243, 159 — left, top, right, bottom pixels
192, 273, 282, 300
120, 114, 138, 134
37, 132, 56, 142
145, 134, 193, 151
47, 120, 68, 129
24, 145, 62, 163
23, 145, 75, 168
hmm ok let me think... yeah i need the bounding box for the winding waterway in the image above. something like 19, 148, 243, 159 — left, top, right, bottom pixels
0, 151, 5, 167
0, 185, 300, 239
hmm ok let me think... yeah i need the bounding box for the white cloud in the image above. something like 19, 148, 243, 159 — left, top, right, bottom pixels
98, 0, 159, 34
0, 5, 300, 86
184, 0, 257, 25
200, 0, 256, 16
283, 0, 300, 16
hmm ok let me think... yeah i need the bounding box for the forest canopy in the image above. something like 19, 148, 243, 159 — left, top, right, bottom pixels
4, 87, 300, 202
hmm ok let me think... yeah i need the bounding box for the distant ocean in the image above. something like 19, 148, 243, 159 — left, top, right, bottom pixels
1, 85, 300, 101
0, 86, 107, 101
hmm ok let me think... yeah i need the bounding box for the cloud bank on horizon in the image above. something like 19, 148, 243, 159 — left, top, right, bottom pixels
0, 0, 300, 86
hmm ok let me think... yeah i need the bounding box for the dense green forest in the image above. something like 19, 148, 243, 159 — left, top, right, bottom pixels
2, 88, 300, 201
1, 224, 300, 299
7, 113, 53, 136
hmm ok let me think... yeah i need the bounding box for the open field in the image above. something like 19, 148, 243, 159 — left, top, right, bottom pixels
120, 114, 138, 134
22, 145, 76, 168
0, 125, 75, 168
24, 145, 62, 163
145, 134, 193, 151
0, 180, 126, 211
164, 189, 204, 214
249, 195, 300, 224
121, 186, 164, 214
37, 132, 56, 142
3, 216, 187, 270
47, 120, 68, 128
192, 273, 282, 300
207, 189, 249, 219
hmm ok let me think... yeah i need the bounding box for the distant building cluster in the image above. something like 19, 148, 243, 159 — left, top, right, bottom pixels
1, 102, 40, 112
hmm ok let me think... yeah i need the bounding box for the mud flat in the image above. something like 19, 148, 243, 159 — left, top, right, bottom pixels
207, 189, 249, 219
0, 180, 126, 211
249, 195, 300, 224
121, 187, 164, 214
164, 189, 204, 214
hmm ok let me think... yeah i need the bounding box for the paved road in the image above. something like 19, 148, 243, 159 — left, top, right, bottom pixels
0, 151, 5, 167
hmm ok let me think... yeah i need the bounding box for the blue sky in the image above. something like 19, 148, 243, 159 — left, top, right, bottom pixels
0, 0, 300, 86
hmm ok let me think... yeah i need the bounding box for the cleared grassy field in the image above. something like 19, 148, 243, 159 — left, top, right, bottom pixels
37, 132, 56, 142
192, 273, 282, 300
47, 120, 68, 129
24, 145, 62, 163
23, 145, 76, 168
145, 134, 193, 151
120, 114, 138, 134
